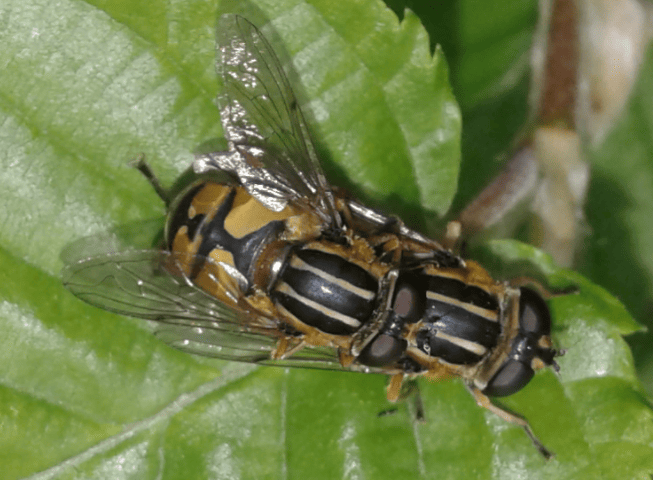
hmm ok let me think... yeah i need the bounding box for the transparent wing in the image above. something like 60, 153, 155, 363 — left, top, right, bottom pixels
65, 250, 237, 321
195, 14, 338, 224
62, 244, 368, 371
155, 324, 354, 370
155, 324, 391, 374
60, 219, 165, 266
63, 247, 280, 337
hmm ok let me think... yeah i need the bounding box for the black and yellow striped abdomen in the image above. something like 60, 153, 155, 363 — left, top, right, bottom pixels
166, 180, 386, 339
166, 181, 301, 304
417, 273, 501, 365
405, 264, 504, 368
272, 246, 379, 335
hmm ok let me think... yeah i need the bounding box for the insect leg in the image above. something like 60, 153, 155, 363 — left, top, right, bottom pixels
131, 154, 170, 206
400, 378, 426, 422
272, 336, 306, 360
386, 373, 404, 402
467, 385, 554, 459
384, 375, 425, 422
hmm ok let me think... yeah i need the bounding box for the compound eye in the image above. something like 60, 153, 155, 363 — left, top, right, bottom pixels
393, 275, 424, 323
358, 334, 406, 367
519, 287, 551, 336
483, 359, 534, 397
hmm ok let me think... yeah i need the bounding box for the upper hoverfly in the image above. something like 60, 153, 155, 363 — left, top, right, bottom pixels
63, 15, 561, 458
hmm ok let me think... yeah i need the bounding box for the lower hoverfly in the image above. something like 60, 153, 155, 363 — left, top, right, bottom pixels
63, 15, 561, 458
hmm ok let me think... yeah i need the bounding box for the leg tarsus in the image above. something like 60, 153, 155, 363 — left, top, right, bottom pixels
386, 373, 404, 402
468, 385, 554, 459
402, 379, 426, 423
385, 375, 425, 423
272, 336, 305, 360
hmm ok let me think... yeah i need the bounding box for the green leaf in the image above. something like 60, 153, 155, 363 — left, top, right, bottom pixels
1, 1, 651, 480
580, 43, 653, 394
384, 0, 538, 211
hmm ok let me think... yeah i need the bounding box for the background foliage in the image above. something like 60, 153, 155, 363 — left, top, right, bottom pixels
1, 0, 652, 478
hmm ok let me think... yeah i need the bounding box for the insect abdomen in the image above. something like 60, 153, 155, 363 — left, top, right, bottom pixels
272, 247, 378, 335
167, 182, 297, 284
415, 273, 501, 365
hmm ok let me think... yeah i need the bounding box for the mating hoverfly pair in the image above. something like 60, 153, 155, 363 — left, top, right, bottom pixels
63, 15, 561, 458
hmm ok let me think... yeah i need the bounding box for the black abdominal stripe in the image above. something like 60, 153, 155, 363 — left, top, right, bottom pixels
272, 248, 377, 335
412, 274, 501, 366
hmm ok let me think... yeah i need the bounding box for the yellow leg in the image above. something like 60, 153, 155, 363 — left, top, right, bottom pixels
383, 375, 426, 422
468, 386, 554, 459
386, 373, 404, 402
272, 336, 305, 360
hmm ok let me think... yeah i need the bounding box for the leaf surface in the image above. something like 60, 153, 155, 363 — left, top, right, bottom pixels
1, 0, 651, 479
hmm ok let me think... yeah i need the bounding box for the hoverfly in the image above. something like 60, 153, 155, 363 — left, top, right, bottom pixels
63, 14, 560, 458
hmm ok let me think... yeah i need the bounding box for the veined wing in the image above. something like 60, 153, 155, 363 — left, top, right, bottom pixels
155, 323, 391, 374
62, 246, 376, 371
63, 248, 279, 340
195, 14, 339, 226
